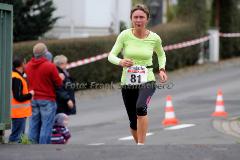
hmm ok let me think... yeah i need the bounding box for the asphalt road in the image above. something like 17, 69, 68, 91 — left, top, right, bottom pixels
0, 144, 240, 160
68, 59, 240, 145
2, 59, 240, 160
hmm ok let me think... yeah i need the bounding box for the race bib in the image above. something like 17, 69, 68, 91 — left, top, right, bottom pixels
126, 65, 148, 85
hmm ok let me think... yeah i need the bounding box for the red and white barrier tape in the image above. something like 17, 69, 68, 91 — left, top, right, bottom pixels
66, 36, 210, 69
163, 36, 209, 51
66, 33, 240, 69
66, 53, 108, 69
219, 32, 240, 37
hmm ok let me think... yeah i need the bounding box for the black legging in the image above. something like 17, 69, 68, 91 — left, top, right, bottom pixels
121, 81, 156, 130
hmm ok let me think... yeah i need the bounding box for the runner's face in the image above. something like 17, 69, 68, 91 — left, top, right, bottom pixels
131, 10, 148, 29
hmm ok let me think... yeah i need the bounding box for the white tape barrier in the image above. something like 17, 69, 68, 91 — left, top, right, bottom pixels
163, 36, 209, 51
66, 36, 209, 69
220, 32, 240, 38
66, 33, 240, 69
66, 53, 108, 69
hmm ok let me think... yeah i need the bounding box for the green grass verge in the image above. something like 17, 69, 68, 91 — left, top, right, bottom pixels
20, 134, 32, 144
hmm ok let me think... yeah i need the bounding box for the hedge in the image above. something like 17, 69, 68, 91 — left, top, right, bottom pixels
152, 21, 202, 71
14, 36, 121, 85
14, 21, 204, 87
219, 0, 240, 59
211, 0, 240, 59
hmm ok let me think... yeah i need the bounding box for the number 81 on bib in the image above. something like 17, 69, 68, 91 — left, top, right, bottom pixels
126, 66, 148, 85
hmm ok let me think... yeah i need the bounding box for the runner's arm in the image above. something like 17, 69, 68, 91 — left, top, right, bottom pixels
154, 36, 166, 70
108, 32, 124, 65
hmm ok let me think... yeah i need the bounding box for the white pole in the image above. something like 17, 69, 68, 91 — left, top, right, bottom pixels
208, 29, 219, 62
115, 0, 120, 34
162, 0, 167, 23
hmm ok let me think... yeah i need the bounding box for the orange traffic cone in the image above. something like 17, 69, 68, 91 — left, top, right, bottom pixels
162, 95, 179, 127
211, 89, 228, 118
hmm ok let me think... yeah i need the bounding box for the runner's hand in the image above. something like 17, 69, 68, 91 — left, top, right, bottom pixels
159, 70, 168, 83
119, 59, 133, 67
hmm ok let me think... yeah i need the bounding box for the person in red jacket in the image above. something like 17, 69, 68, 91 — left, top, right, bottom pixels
9, 56, 34, 143
25, 42, 62, 144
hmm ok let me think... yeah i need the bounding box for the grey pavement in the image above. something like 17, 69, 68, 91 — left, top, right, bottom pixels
1, 58, 240, 159
0, 144, 240, 160
64, 57, 240, 145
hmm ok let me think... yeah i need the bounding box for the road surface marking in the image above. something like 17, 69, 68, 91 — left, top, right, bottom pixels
119, 132, 154, 141
164, 124, 196, 130
88, 143, 105, 145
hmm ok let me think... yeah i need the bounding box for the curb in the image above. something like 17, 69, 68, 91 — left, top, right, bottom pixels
212, 117, 240, 139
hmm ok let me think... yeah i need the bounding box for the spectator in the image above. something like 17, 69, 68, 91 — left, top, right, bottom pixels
53, 55, 76, 115
51, 113, 71, 144
45, 51, 53, 62
25, 42, 62, 144
9, 56, 34, 143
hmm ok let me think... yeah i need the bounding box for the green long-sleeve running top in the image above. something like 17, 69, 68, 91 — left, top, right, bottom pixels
108, 28, 166, 85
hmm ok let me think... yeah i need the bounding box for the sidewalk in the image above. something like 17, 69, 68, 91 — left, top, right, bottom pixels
213, 117, 240, 140
1, 144, 240, 160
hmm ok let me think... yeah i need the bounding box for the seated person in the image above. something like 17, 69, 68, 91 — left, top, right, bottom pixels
51, 113, 71, 144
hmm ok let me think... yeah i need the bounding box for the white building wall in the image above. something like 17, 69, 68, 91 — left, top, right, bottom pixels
45, 0, 131, 39
119, 0, 132, 28
85, 0, 112, 27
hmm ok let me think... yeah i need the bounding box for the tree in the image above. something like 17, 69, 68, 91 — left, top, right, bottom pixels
177, 0, 208, 35
0, 0, 14, 4
211, 0, 240, 58
13, 0, 58, 42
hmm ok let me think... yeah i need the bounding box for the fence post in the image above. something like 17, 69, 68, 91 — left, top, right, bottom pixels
0, 3, 13, 143
208, 29, 219, 62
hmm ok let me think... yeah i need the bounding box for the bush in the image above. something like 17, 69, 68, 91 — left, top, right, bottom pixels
14, 36, 122, 85
14, 22, 205, 87
152, 21, 202, 71
219, 0, 240, 59
177, 0, 208, 36
211, 0, 240, 59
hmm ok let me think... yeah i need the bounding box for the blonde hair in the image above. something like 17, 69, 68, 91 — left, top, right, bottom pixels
130, 4, 150, 20
53, 55, 68, 67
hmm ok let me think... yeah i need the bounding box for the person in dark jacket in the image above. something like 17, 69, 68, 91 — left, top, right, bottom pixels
53, 55, 76, 115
